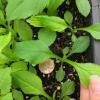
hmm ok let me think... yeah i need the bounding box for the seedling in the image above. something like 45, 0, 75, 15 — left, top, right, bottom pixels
52, 80, 75, 100
0, 0, 100, 100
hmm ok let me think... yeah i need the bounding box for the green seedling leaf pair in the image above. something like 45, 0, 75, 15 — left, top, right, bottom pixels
52, 80, 75, 100
62, 36, 90, 58
61, 80, 75, 100
27, 15, 100, 40
63, 10, 100, 40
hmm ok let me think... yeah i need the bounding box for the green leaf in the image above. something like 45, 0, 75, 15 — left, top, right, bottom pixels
0, 32, 11, 52
73, 62, 100, 87
75, 0, 91, 17
13, 40, 55, 65
56, 66, 65, 82
71, 36, 90, 54
0, 0, 6, 11
3, 46, 18, 61
0, 0, 2, 9
63, 47, 69, 56
64, 11, 73, 25
0, 65, 6, 69
62, 96, 70, 100
0, 9, 5, 25
52, 90, 57, 100
14, 20, 32, 41
0, 33, 12, 64
0, 28, 6, 34
38, 28, 56, 46
11, 61, 27, 72
61, 80, 75, 98
1, 93, 13, 100
30, 96, 39, 100
0, 68, 11, 95
40, 97, 46, 100
12, 71, 50, 98
47, 0, 64, 15
27, 15, 68, 32
0, 53, 10, 64
29, 66, 37, 75
12, 89, 24, 100
78, 24, 100, 39
6, 0, 49, 20
71, 34, 77, 42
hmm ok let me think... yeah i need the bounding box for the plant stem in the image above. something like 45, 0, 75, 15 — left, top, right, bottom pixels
65, 53, 72, 59
54, 54, 77, 68
52, 90, 57, 100
64, 59, 78, 68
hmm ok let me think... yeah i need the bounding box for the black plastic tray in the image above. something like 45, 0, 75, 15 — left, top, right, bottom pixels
91, 0, 100, 64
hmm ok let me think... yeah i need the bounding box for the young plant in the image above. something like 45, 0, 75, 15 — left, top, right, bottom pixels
61, 80, 75, 100
0, 0, 100, 100
52, 80, 75, 100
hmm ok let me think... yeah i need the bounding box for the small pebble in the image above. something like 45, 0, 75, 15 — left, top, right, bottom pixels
43, 74, 45, 77
39, 59, 55, 74
57, 86, 61, 90
68, 73, 73, 76
61, 82, 63, 85
25, 96, 29, 99
57, 38, 60, 40
63, 66, 65, 69
68, 32, 71, 36
47, 74, 50, 78
56, 60, 60, 63
33, 35, 37, 37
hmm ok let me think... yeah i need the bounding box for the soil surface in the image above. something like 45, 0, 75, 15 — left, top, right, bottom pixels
26, 0, 93, 100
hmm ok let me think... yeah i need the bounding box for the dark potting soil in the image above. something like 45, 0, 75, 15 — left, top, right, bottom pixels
25, 0, 93, 100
